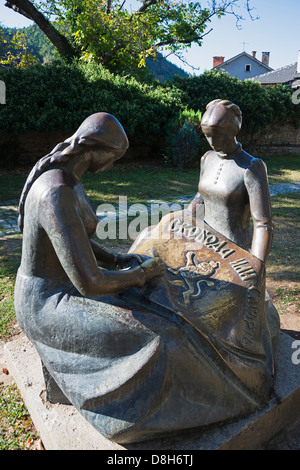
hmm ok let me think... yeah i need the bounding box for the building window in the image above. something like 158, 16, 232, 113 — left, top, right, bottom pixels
245, 64, 251, 72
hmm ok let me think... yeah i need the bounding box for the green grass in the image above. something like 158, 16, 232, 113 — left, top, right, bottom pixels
0, 383, 40, 450
1, 154, 299, 205
82, 162, 199, 209
0, 235, 22, 337
266, 191, 300, 316
268, 192, 300, 273
264, 154, 300, 184
275, 287, 299, 305
0, 170, 28, 202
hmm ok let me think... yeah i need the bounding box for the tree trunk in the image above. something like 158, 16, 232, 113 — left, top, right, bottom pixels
5, 0, 77, 60
105, 0, 112, 14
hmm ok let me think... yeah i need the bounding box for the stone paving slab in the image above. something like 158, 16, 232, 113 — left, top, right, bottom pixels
269, 181, 300, 196
0, 204, 19, 237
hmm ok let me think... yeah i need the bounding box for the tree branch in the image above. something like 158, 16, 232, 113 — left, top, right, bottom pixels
163, 50, 200, 72
5, 1, 32, 19
106, 0, 112, 14
4, 0, 77, 60
118, 0, 126, 11
138, 0, 159, 14
154, 28, 213, 49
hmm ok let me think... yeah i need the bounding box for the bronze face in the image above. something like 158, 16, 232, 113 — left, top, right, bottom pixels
201, 124, 238, 155
202, 99, 242, 137
87, 147, 125, 174
200, 100, 243, 157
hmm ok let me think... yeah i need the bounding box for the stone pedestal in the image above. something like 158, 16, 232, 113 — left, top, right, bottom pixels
4, 331, 300, 450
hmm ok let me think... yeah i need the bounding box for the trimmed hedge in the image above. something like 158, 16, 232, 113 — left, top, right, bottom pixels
1, 64, 299, 168
171, 70, 300, 135
0, 61, 183, 145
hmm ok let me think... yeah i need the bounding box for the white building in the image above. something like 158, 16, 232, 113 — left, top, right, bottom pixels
212, 51, 273, 81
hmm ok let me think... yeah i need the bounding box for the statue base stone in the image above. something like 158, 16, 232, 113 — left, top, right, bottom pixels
4, 331, 300, 451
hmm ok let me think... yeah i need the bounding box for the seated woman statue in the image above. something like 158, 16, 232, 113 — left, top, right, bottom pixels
187, 99, 279, 332
15, 107, 279, 446
128, 99, 280, 439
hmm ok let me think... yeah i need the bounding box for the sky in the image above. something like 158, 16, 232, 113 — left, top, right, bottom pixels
0, 0, 299, 74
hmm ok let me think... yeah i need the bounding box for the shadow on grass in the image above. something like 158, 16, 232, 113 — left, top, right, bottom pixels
82, 163, 199, 210
0, 236, 22, 338
0, 236, 22, 278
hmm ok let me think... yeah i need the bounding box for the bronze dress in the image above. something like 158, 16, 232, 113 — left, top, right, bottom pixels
14, 155, 279, 444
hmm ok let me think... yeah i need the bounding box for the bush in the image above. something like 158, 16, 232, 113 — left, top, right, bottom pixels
164, 107, 202, 169
171, 70, 300, 135
171, 121, 202, 170
0, 61, 183, 154
1, 63, 299, 168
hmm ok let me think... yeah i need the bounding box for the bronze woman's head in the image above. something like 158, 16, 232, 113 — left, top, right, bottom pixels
18, 113, 129, 232
200, 100, 242, 154
201, 99, 242, 137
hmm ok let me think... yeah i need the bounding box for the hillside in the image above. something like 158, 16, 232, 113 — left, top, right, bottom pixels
146, 53, 189, 81
0, 25, 58, 63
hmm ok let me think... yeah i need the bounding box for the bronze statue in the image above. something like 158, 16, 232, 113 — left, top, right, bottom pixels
15, 105, 279, 445
188, 99, 273, 262
127, 99, 279, 439
16, 112, 164, 291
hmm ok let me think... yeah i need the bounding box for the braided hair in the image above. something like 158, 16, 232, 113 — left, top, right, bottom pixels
18, 113, 129, 232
